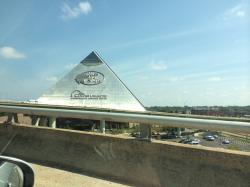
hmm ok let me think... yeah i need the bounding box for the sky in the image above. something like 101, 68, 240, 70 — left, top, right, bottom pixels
0, 0, 249, 106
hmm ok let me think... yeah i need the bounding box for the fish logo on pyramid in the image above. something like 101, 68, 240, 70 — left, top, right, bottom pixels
37, 51, 145, 112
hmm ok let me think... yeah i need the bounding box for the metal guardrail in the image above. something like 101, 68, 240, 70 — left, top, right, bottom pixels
0, 104, 250, 133
1, 101, 250, 122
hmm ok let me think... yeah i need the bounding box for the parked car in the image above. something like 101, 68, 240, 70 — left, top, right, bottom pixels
161, 133, 177, 139
204, 135, 215, 141
179, 138, 200, 145
222, 139, 230, 144
213, 135, 218, 138
188, 138, 200, 145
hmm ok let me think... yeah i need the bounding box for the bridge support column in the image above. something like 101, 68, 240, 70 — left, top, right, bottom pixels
13, 113, 19, 123
49, 117, 56, 128
139, 124, 151, 141
100, 120, 105, 134
39, 117, 48, 127
31, 116, 39, 126
7, 114, 14, 123
7, 113, 18, 124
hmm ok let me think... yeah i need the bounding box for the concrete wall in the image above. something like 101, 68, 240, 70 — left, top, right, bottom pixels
0, 124, 249, 187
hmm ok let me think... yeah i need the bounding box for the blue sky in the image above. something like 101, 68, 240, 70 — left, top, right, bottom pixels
0, 0, 249, 106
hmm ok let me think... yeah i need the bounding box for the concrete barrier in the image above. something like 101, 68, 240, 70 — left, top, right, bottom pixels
0, 124, 249, 187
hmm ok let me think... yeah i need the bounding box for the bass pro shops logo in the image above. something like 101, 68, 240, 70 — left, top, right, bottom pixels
75, 71, 104, 85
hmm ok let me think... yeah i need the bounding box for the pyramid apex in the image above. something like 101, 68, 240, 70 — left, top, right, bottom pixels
81, 51, 103, 66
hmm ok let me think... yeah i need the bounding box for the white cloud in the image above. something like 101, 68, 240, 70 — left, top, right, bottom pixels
61, 3, 78, 19
0, 46, 26, 59
45, 76, 58, 82
61, 1, 92, 20
150, 60, 167, 70
138, 75, 149, 80
224, 4, 246, 20
236, 11, 245, 17
65, 63, 77, 69
79, 2, 92, 14
107, 29, 201, 51
208, 76, 222, 82
169, 77, 181, 82
139, 91, 153, 99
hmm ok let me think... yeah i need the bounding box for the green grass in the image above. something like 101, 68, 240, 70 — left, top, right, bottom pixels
227, 145, 240, 151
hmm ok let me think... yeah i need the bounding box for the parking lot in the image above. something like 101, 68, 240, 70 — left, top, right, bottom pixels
198, 134, 250, 151
157, 131, 250, 152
